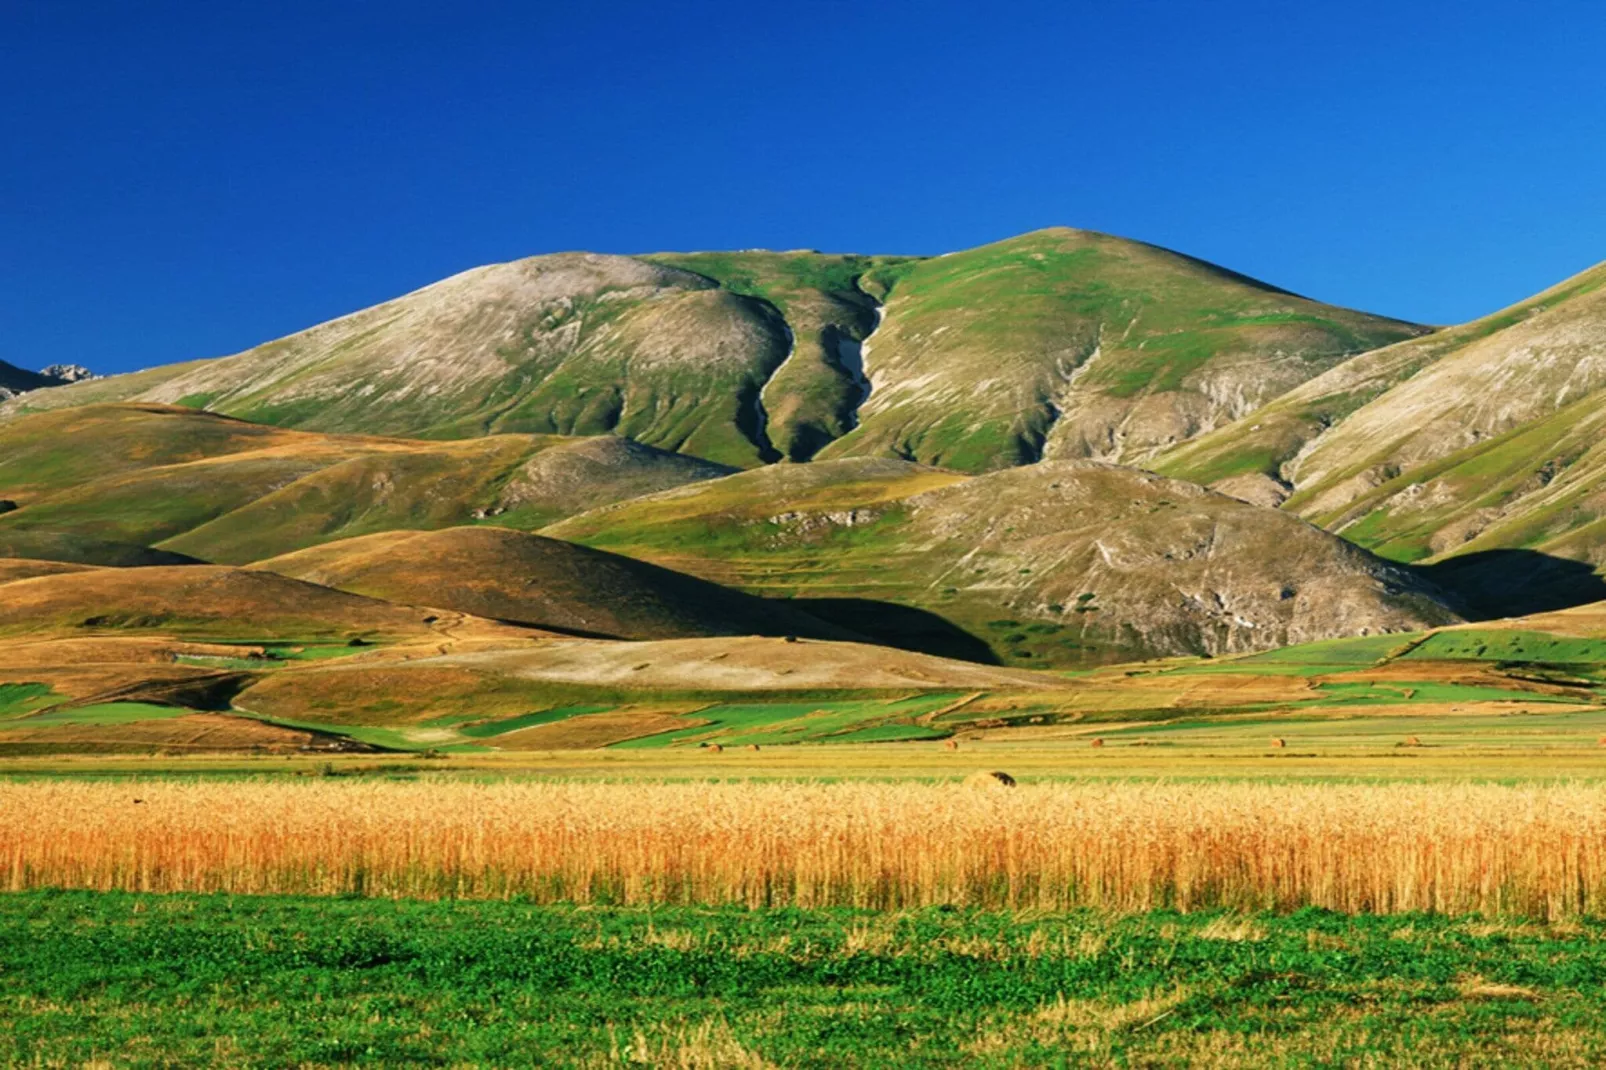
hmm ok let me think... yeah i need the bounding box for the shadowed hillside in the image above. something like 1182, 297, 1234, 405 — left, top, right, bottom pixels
249, 527, 853, 642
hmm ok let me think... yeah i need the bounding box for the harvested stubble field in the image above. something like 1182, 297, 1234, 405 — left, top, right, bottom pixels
7, 779, 1606, 918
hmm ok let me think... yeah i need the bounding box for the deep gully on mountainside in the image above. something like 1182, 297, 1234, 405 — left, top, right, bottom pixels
747, 282, 888, 464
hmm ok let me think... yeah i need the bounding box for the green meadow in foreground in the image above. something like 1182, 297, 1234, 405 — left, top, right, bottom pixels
5, 893, 1606, 1067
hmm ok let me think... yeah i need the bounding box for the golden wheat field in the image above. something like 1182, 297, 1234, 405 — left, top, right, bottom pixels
6, 778, 1606, 917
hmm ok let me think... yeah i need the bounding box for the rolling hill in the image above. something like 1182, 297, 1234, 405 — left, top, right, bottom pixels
0, 405, 734, 564
4, 230, 1421, 472
546, 458, 1459, 666
249, 526, 851, 641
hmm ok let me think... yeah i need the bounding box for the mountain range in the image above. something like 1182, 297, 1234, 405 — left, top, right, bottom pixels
0, 360, 94, 400
2, 227, 1603, 679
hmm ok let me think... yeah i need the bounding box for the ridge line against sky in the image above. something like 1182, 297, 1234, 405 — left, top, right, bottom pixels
3, 0, 1604, 376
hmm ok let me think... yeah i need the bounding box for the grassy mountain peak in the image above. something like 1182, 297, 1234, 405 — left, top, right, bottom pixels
4, 231, 1422, 475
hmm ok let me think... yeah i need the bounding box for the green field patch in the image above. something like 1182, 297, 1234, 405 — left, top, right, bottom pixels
614, 693, 962, 748
22, 703, 193, 727
174, 640, 378, 670
827, 723, 946, 743
1403, 630, 1606, 667
0, 683, 56, 719
7, 893, 1606, 1067
456, 706, 613, 739
1227, 632, 1422, 669
227, 710, 413, 751
220, 640, 379, 661
1310, 680, 1570, 706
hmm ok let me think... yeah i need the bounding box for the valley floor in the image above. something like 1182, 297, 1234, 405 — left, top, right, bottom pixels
5, 893, 1606, 1068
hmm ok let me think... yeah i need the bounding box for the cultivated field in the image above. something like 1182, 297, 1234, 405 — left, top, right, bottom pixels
7, 778, 1606, 918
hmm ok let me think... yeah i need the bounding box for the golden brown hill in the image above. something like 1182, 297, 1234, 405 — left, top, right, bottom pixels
0, 565, 451, 641
237, 635, 1061, 726
248, 527, 851, 641
0, 558, 99, 584
430, 635, 1061, 692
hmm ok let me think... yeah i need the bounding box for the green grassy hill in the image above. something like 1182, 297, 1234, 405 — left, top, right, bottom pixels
546, 458, 1458, 666
640, 250, 910, 462
0, 256, 795, 467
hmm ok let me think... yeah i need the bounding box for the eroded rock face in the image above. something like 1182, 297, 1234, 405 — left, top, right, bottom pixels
900, 462, 1458, 661
1210, 472, 1293, 508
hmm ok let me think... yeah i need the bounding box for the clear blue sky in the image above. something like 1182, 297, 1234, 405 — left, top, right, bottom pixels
4, 0, 1603, 376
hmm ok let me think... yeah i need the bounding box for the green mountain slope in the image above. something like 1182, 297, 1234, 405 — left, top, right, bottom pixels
812, 228, 1424, 471
1153, 260, 1606, 596
640, 250, 909, 462
4, 232, 1419, 472
2, 256, 792, 467
546, 458, 1458, 666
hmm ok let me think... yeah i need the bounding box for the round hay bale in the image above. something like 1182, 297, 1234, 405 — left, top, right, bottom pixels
1403, 735, 1421, 747
706, 743, 723, 753
962, 770, 1016, 789
1089, 738, 1104, 748
746, 744, 761, 751
1270, 737, 1286, 748
943, 738, 959, 751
